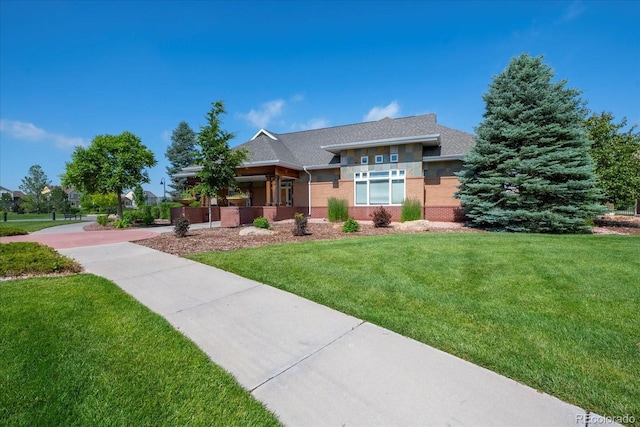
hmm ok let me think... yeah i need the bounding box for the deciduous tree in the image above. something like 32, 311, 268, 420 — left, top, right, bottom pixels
62, 132, 157, 218
19, 165, 50, 213
194, 101, 247, 227
585, 111, 640, 208
456, 54, 604, 233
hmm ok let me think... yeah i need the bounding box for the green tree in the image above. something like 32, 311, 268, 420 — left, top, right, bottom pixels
62, 131, 157, 219
49, 187, 69, 213
456, 54, 605, 233
165, 121, 199, 198
585, 111, 640, 208
133, 184, 146, 208
194, 101, 247, 227
19, 165, 50, 213
1, 192, 13, 212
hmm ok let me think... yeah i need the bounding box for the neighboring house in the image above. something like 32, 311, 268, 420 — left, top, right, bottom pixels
123, 190, 159, 208
176, 113, 475, 223
0, 185, 12, 197
65, 188, 82, 208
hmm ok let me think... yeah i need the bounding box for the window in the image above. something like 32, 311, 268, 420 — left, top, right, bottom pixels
375, 155, 384, 164
354, 170, 405, 205
361, 156, 369, 164
390, 153, 398, 163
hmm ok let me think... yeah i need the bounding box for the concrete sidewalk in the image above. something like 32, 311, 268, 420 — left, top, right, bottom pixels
58, 240, 601, 427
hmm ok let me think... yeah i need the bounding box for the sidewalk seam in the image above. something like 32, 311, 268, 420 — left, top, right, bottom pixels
249, 319, 366, 393
172, 283, 262, 314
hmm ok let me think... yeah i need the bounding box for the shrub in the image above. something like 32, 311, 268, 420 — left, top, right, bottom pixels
342, 217, 360, 233
113, 217, 130, 229
371, 206, 392, 228
150, 205, 161, 220
97, 215, 109, 226
292, 212, 308, 236
401, 199, 422, 222
174, 216, 190, 238
253, 216, 271, 229
327, 198, 349, 222
159, 202, 180, 220
0, 226, 28, 237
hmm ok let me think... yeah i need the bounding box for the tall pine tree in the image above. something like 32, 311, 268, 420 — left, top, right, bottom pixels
456, 54, 604, 233
165, 121, 198, 198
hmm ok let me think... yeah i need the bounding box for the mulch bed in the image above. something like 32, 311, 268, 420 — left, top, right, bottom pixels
86, 215, 639, 258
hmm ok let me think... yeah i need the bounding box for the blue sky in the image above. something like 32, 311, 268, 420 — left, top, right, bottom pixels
1, 0, 638, 198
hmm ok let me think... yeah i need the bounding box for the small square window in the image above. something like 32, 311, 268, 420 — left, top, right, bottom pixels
375, 155, 384, 164
390, 153, 399, 163
361, 156, 369, 164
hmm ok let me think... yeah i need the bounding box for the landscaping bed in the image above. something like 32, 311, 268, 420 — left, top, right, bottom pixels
134, 220, 478, 256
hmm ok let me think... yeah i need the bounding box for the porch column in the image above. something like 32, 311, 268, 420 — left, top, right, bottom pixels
264, 176, 273, 206
275, 175, 281, 206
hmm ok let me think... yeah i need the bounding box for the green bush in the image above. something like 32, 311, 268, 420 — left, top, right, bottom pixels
371, 206, 392, 227
342, 217, 360, 233
0, 226, 28, 237
113, 216, 131, 229
96, 215, 110, 226
174, 216, 190, 238
401, 199, 422, 222
327, 198, 349, 222
253, 216, 271, 229
151, 205, 161, 219
292, 212, 308, 236
159, 202, 180, 220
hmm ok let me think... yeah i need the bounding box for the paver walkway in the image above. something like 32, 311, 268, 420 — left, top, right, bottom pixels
3, 219, 611, 426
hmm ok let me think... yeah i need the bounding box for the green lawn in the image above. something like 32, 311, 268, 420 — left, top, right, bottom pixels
188, 232, 640, 422
0, 275, 281, 426
0, 220, 84, 234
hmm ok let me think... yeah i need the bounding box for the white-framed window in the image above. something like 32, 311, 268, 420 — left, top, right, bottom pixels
390, 153, 399, 163
361, 156, 369, 164
354, 169, 405, 205
375, 155, 384, 164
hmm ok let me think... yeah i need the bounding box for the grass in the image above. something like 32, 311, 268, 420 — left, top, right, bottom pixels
0, 220, 85, 234
187, 232, 640, 422
0, 274, 282, 426
0, 242, 82, 277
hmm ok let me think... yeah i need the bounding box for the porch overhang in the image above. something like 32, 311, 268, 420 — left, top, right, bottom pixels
321, 134, 441, 154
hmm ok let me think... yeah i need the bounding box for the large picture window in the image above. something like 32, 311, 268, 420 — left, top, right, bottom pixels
354, 170, 405, 205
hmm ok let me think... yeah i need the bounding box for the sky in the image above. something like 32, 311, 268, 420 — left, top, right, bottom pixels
1, 0, 639, 198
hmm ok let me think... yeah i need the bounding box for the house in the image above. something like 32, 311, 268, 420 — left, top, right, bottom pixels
176, 113, 475, 226
123, 190, 160, 208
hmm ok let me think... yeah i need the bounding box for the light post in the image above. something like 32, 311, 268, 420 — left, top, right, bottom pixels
160, 178, 166, 202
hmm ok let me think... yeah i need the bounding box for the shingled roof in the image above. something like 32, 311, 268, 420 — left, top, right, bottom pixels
235, 113, 475, 169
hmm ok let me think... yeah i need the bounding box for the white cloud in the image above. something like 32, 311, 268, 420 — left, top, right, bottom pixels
364, 101, 400, 121
0, 119, 87, 149
561, 0, 585, 22
292, 118, 329, 131
243, 99, 285, 128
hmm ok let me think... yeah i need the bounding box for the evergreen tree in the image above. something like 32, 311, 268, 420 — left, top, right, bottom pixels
585, 111, 640, 208
456, 54, 604, 233
133, 183, 146, 208
165, 121, 198, 198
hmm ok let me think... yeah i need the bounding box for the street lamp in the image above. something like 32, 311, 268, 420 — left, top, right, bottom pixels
160, 178, 166, 201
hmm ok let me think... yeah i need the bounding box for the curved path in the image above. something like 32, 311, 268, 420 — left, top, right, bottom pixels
0, 220, 160, 248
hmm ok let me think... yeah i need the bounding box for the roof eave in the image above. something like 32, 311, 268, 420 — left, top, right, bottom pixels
422, 154, 465, 163
321, 134, 440, 154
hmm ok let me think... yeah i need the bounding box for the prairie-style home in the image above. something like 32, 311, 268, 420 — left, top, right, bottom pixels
176, 113, 475, 226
